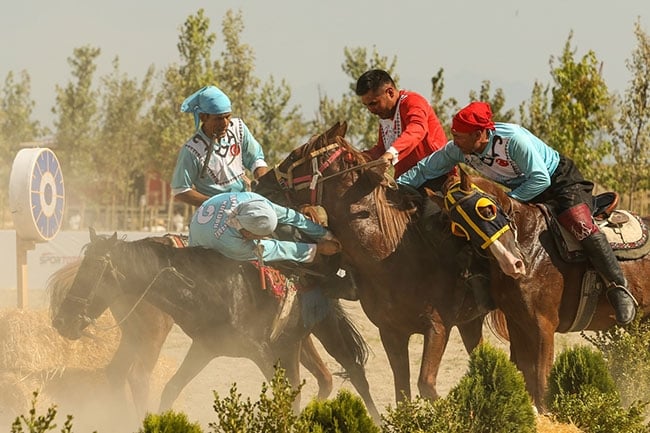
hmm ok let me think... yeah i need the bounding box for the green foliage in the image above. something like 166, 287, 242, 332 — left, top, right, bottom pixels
546, 345, 615, 400
546, 31, 616, 184
10, 391, 76, 433
612, 19, 650, 205
546, 345, 650, 433
549, 386, 649, 433
138, 410, 203, 433
380, 395, 453, 433
446, 343, 535, 433
582, 317, 650, 409
209, 363, 306, 433
467, 81, 516, 123
299, 389, 379, 433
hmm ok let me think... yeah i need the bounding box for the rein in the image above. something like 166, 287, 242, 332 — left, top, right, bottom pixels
81, 254, 195, 332
273, 141, 388, 206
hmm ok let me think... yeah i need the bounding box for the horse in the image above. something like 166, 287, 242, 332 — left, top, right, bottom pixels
51, 229, 380, 420
47, 252, 348, 417
429, 166, 650, 410
253, 121, 489, 403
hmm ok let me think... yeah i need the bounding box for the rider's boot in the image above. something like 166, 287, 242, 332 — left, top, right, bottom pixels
581, 231, 637, 325
558, 203, 637, 325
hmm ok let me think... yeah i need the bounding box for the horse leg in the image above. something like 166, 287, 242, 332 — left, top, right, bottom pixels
379, 327, 411, 402
417, 321, 450, 400
457, 316, 484, 353
104, 337, 135, 416
310, 314, 380, 421
507, 318, 555, 411
159, 341, 214, 411
299, 334, 333, 399
125, 312, 174, 416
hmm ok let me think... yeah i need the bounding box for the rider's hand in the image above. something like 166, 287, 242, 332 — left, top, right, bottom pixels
316, 238, 342, 256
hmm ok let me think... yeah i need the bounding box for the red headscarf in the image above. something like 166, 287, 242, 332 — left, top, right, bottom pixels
452, 101, 495, 133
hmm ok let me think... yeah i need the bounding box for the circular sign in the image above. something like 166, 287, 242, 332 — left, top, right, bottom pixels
9, 148, 65, 242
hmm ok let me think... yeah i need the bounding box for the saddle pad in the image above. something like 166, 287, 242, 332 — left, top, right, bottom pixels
550, 210, 649, 261
249, 262, 293, 299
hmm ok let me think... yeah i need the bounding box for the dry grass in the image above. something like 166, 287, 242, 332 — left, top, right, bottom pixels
537, 414, 584, 433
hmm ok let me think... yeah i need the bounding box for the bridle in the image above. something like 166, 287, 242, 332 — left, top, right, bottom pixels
64, 246, 195, 332
270, 140, 388, 207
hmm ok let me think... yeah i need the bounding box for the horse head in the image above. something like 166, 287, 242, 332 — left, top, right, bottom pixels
427, 166, 527, 279
52, 227, 123, 339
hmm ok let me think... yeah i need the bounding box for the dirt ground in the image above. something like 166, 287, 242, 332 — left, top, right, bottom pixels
0, 291, 587, 432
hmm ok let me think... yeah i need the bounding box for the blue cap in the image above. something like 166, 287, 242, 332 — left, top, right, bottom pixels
181, 86, 232, 131
234, 199, 278, 236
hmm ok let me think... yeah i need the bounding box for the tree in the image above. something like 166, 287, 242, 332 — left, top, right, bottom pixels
314, 46, 397, 149
96, 57, 155, 226
546, 32, 616, 183
518, 80, 553, 138
430, 68, 458, 135
148, 9, 217, 181
612, 19, 650, 207
0, 70, 44, 227
51, 45, 101, 205
468, 80, 516, 123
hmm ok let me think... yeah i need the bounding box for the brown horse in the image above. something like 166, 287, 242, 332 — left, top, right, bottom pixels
49, 232, 379, 420
430, 166, 650, 409
254, 122, 488, 403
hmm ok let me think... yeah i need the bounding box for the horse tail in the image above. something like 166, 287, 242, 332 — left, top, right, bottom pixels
484, 309, 510, 342
332, 301, 370, 367
46, 258, 83, 319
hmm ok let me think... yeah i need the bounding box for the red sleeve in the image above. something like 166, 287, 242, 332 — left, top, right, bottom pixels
390, 92, 431, 160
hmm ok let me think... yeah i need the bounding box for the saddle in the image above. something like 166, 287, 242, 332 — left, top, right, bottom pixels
540, 194, 650, 331
543, 192, 650, 263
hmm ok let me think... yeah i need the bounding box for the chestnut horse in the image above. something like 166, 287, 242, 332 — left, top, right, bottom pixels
50, 230, 379, 419
431, 166, 650, 409
254, 122, 488, 403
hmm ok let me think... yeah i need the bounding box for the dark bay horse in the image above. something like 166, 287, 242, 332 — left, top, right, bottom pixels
51, 229, 379, 419
254, 122, 488, 403
431, 167, 650, 409
48, 253, 347, 417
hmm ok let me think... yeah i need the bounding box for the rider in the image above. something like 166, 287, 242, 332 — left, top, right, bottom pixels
355, 69, 450, 187
171, 85, 269, 208
397, 101, 637, 325
189, 191, 342, 263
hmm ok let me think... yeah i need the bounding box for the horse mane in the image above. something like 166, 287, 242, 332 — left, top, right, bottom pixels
47, 258, 83, 319
334, 136, 413, 254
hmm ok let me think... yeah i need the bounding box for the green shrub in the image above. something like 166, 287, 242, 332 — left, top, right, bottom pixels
446, 343, 535, 433
138, 410, 203, 433
547, 345, 650, 433
380, 396, 455, 433
299, 389, 379, 433
209, 363, 306, 433
546, 345, 615, 402
10, 391, 75, 433
582, 317, 650, 408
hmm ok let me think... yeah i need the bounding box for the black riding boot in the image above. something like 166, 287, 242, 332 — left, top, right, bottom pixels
581, 231, 638, 325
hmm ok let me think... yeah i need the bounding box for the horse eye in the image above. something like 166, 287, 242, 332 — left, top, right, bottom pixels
475, 198, 498, 221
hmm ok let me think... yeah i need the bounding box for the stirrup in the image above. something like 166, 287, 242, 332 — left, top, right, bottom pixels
606, 283, 639, 307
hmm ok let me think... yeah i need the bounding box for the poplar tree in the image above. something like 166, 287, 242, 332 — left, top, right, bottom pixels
51, 45, 101, 205
612, 19, 650, 209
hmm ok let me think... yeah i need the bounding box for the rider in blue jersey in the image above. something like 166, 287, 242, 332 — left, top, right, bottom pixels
398, 101, 637, 325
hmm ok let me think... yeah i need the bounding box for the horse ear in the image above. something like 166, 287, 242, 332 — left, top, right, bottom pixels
424, 188, 446, 211
110, 232, 118, 241
89, 227, 98, 242
459, 165, 472, 192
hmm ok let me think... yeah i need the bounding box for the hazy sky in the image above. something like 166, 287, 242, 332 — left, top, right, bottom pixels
2, 0, 647, 130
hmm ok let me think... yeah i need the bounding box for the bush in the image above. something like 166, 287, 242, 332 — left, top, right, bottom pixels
582, 317, 650, 408
547, 345, 650, 433
446, 343, 536, 433
209, 363, 306, 433
10, 391, 74, 433
380, 396, 454, 433
299, 389, 379, 433
138, 410, 203, 433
